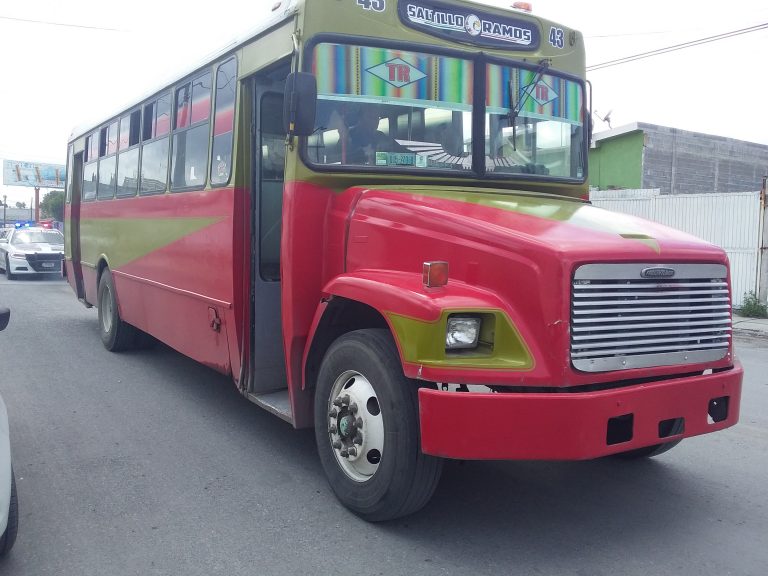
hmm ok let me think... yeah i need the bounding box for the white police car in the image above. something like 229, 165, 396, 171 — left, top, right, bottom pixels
0, 226, 64, 279
0, 307, 18, 555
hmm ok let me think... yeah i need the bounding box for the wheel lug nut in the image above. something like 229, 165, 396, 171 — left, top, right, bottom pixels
332, 398, 343, 407
356, 417, 363, 429
350, 402, 358, 415
341, 394, 350, 406
332, 441, 342, 450
340, 449, 349, 458
347, 447, 357, 457
353, 434, 363, 445
328, 408, 338, 418
329, 425, 337, 434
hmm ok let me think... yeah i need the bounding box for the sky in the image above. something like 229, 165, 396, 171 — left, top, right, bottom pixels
1, 0, 766, 205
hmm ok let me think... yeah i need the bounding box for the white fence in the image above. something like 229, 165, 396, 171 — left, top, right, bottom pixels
590, 189, 764, 308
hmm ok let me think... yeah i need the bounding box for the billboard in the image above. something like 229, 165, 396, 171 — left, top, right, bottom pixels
3, 159, 66, 189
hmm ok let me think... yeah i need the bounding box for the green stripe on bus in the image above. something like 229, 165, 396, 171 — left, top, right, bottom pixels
79, 217, 222, 268
368, 186, 661, 251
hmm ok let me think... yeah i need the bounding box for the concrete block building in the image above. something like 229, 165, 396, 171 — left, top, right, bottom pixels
589, 122, 768, 194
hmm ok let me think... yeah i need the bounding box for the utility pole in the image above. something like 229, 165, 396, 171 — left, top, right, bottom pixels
2, 195, 6, 228
759, 176, 767, 306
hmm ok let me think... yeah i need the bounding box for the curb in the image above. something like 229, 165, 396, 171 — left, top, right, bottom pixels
732, 326, 768, 340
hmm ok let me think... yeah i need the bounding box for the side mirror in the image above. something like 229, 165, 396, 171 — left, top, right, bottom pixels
0, 308, 9, 332
283, 72, 317, 137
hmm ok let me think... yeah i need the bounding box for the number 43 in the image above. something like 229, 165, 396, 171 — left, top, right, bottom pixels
549, 26, 564, 49
357, 0, 385, 11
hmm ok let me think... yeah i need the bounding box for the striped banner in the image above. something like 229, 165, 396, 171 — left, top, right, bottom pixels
312, 43, 473, 107
486, 63, 582, 125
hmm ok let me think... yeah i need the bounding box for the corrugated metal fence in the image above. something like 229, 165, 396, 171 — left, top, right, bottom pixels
589, 189, 764, 308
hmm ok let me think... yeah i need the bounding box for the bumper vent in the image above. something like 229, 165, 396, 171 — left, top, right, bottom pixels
571, 263, 731, 372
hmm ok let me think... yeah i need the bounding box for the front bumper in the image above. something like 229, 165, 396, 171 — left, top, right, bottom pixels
7, 254, 63, 275
418, 362, 743, 460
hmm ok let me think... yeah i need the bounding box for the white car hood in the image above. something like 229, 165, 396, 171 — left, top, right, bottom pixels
11, 243, 64, 253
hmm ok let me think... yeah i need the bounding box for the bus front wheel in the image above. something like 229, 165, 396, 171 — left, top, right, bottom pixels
314, 329, 443, 522
97, 269, 137, 351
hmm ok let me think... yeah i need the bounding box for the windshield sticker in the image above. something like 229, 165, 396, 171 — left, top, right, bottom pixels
522, 79, 558, 107
398, 0, 540, 50
367, 58, 427, 88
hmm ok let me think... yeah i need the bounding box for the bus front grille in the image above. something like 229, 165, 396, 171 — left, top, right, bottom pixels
571, 263, 731, 372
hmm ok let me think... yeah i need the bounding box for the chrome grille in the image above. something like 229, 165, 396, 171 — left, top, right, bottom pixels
571, 263, 731, 372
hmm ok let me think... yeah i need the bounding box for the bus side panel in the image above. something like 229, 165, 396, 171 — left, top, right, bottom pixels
114, 273, 231, 374
78, 188, 236, 374
226, 185, 250, 383
81, 264, 100, 306
281, 180, 338, 426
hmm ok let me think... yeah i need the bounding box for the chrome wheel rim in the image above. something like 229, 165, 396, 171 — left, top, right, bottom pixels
327, 370, 384, 483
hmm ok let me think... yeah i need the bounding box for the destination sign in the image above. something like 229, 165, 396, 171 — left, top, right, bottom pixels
398, 0, 540, 50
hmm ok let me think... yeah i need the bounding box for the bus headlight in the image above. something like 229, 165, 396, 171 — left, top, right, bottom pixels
446, 316, 481, 350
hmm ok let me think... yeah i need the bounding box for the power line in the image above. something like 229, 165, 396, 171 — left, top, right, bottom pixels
0, 15, 122, 32
587, 29, 680, 39
587, 23, 768, 71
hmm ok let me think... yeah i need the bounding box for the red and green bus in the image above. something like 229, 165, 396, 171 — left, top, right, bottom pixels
65, 0, 742, 521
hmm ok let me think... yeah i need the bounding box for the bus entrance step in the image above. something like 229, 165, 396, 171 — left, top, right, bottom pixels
246, 389, 293, 424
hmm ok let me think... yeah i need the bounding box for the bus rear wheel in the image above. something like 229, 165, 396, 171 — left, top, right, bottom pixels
97, 268, 138, 351
314, 329, 443, 522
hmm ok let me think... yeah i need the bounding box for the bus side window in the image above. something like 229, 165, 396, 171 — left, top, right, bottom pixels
140, 94, 171, 195
82, 132, 98, 202
171, 70, 212, 191
211, 57, 237, 186
259, 92, 285, 281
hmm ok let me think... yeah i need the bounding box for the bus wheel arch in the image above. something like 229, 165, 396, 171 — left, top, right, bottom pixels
304, 297, 389, 394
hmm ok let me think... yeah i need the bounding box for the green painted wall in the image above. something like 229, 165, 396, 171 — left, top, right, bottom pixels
588, 130, 645, 190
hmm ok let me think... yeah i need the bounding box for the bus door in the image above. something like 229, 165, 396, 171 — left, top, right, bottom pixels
248, 82, 288, 404
69, 149, 87, 304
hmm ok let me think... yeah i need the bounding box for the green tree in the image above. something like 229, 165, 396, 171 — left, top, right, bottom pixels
40, 190, 65, 221
15, 201, 26, 209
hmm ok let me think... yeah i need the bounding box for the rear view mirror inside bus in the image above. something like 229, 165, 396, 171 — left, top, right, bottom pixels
283, 72, 317, 137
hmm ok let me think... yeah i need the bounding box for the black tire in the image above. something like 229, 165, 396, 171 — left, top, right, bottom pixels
612, 439, 681, 459
5, 256, 15, 281
0, 468, 19, 556
97, 268, 138, 351
314, 329, 443, 522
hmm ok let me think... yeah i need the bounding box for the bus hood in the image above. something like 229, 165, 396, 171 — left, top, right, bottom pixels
345, 186, 726, 264
341, 185, 731, 386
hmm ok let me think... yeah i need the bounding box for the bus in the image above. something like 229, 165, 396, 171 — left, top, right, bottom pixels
64, 0, 743, 521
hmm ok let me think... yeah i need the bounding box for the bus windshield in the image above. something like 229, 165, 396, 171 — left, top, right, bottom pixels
485, 62, 585, 179
308, 43, 473, 172
306, 42, 585, 181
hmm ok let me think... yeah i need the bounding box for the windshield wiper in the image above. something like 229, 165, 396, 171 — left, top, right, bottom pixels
508, 58, 551, 151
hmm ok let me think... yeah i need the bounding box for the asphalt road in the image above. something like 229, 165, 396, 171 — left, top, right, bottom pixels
0, 274, 766, 576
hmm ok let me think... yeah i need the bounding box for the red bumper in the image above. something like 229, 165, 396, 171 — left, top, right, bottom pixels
418, 363, 743, 460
